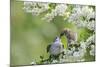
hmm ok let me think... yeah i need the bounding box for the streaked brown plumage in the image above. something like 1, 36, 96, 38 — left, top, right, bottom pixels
60, 28, 77, 48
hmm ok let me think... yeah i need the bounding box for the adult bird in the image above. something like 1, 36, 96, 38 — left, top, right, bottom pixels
47, 36, 64, 61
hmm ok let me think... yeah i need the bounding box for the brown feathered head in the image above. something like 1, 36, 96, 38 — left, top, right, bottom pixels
60, 28, 77, 45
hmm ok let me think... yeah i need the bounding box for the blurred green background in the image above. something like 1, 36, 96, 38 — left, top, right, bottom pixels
10, 0, 94, 65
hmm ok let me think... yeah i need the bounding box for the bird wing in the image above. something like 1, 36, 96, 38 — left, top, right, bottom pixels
47, 44, 51, 53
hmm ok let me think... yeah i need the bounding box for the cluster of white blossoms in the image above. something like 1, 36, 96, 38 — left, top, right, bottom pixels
34, 37, 95, 64
60, 34, 95, 62
42, 4, 67, 22
23, 2, 68, 22
86, 34, 95, 56
23, 2, 95, 64
90, 45, 95, 56
23, 2, 49, 15
63, 42, 86, 62
23, 2, 95, 31
68, 5, 95, 31
85, 34, 95, 47
30, 34, 95, 64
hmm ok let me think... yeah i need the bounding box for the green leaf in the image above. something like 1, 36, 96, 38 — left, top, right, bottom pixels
61, 35, 67, 49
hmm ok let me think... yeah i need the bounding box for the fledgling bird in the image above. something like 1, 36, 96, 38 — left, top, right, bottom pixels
60, 28, 78, 49
47, 36, 64, 60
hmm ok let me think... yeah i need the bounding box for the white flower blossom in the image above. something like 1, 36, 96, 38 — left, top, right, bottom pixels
23, 2, 49, 15
68, 6, 95, 31
90, 45, 95, 56
73, 51, 80, 57
71, 47, 76, 51
54, 4, 67, 16
87, 20, 95, 31
24, 3, 95, 64
71, 42, 86, 58
23, 2, 35, 13
86, 34, 95, 47
42, 13, 55, 22
42, 4, 67, 22
52, 60, 58, 63
66, 50, 73, 56
23, 2, 67, 22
